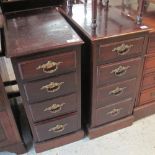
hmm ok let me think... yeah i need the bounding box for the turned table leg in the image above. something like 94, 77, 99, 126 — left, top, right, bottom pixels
92, 0, 97, 29
136, 0, 145, 24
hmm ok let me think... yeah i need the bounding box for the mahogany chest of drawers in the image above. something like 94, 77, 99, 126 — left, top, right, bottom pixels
59, 3, 149, 138
4, 7, 84, 153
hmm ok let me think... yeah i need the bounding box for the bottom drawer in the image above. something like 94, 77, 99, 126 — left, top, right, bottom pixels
140, 87, 155, 105
34, 114, 80, 141
95, 98, 134, 126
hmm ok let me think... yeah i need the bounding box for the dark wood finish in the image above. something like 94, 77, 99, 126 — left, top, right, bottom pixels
4, 7, 83, 57
97, 78, 137, 108
18, 51, 76, 81
88, 115, 134, 139
35, 130, 84, 153
134, 101, 155, 120
142, 72, 155, 90
59, 3, 149, 138
1, 0, 64, 13
95, 98, 134, 126
144, 54, 155, 74
29, 93, 77, 122
98, 37, 144, 64
97, 58, 141, 86
23, 72, 76, 103
4, 8, 83, 153
0, 75, 29, 153
139, 87, 155, 105
34, 113, 80, 141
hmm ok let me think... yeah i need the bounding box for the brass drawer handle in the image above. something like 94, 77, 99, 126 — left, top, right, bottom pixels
112, 43, 133, 56
48, 124, 67, 133
44, 103, 66, 113
111, 65, 130, 77
109, 87, 126, 96
107, 108, 122, 117
41, 82, 64, 93
36, 61, 62, 74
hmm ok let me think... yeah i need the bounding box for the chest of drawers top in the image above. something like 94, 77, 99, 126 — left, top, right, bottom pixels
4, 7, 83, 58
60, 4, 149, 42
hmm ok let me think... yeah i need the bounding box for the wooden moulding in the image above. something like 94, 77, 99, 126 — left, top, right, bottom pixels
88, 115, 134, 139
34, 130, 84, 153
0, 142, 26, 154
134, 101, 155, 121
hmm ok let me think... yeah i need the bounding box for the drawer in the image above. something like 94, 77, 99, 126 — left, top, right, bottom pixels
98, 37, 144, 63
18, 51, 76, 81
29, 94, 77, 122
147, 33, 155, 54
95, 98, 134, 126
144, 55, 155, 74
97, 57, 141, 86
34, 114, 79, 141
97, 78, 137, 108
142, 73, 155, 90
24, 72, 77, 103
140, 87, 155, 105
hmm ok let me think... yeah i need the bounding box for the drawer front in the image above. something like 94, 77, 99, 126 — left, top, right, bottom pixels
147, 33, 155, 54
24, 72, 77, 103
97, 58, 141, 86
29, 94, 77, 122
34, 114, 79, 141
95, 98, 134, 126
140, 87, 155, 105
97, 78, 137, 108
18, 51, 76, 81
142, 73, 155, 90
98, 37, 144, 63
144, 55, 155, 74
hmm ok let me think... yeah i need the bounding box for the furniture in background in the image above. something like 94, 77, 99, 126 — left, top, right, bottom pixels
4, 7, 84, 153
0, 32, 32, 154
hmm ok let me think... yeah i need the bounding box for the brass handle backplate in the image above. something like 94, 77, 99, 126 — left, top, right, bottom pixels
44, 103, 66, 113
112, 43, 133, 56
111, 65, 130, 77
36, 61, 62, 74
107, 108, 122, 117
41, 82, 64, 93
48, 124, 67, 133
109, 87, 126, 96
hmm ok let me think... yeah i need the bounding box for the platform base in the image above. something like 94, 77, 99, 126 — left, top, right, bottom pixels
88, 116, 134, 139
134, 102, 155, 121
35, 130, 84, 153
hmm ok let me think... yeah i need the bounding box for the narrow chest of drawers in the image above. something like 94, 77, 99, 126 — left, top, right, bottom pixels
4, 8, 84, 153
59, 4, 149, 138
91, 34, 147, 128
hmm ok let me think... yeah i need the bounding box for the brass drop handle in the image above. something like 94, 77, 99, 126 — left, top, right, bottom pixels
111, 65, 130, 77
107, 108, 122, 117
41, 82, 64, 93
48, 124, 67, 133
109, 87, 126, 96
112, 43, 133, 56
36, 61, 62, 73
44, 103, 66, 113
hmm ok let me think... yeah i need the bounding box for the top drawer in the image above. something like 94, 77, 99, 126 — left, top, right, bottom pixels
97, 37, 144, 64
17, 51, 76, 81
147, 33, 155, 54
